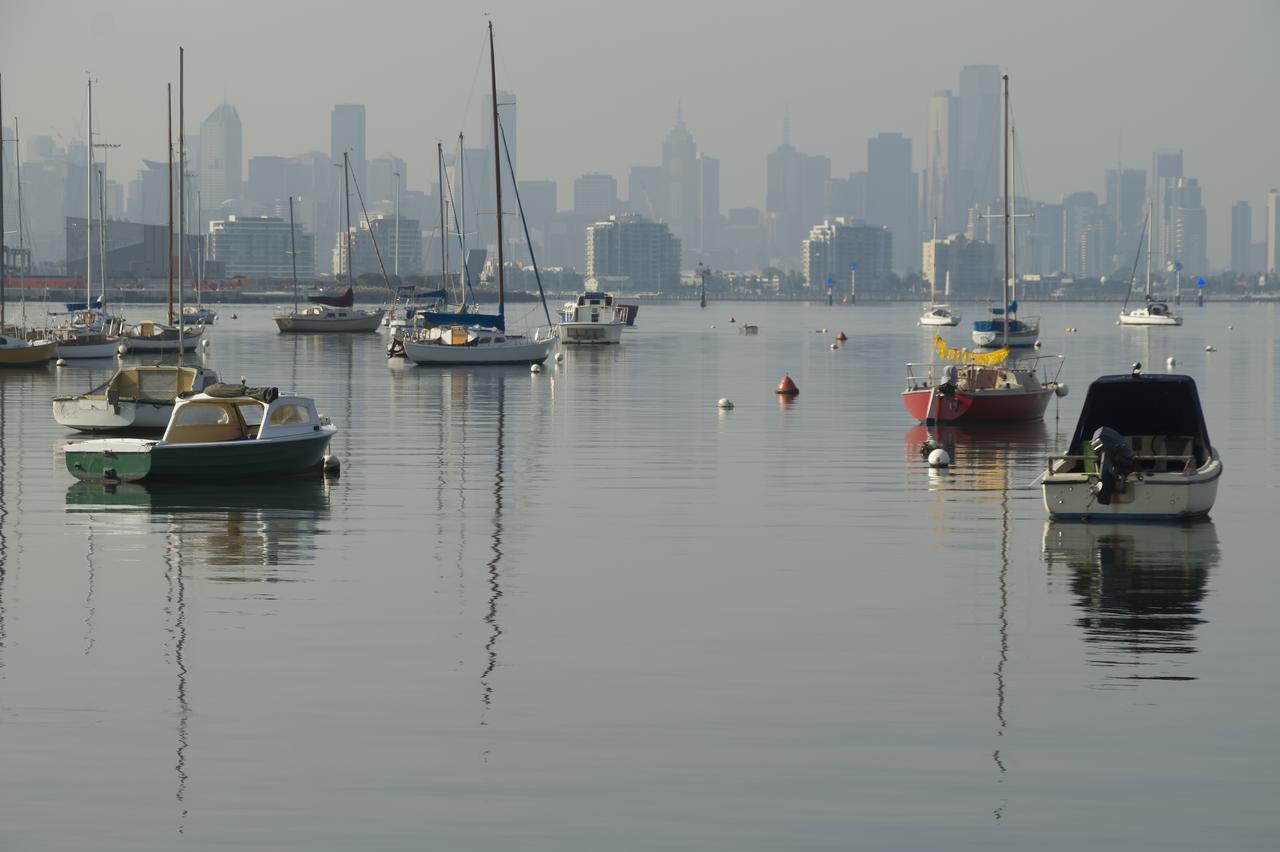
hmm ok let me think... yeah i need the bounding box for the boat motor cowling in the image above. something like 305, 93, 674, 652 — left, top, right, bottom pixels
1090, 426, 1135, 505
938, 364, 959, 398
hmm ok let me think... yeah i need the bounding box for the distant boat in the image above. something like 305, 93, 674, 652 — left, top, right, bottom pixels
1120, 204, 1182, 327
559, 292, 626, 345
1041, 371, 1220, 520
920, 271, 960, 326
124, 320, 205, 353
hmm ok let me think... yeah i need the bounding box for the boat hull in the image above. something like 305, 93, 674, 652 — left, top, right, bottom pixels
55, 338, 122, 359
402, 335, 556, 365
972, 327, 1038, 347
0, 341, 56, 366
53, 398, 177, 432
64, 431, 334, 482
559, 321, 624, 345
920, 316, 960, 327
1119, 312, 1182, 326
903, 385, 1054, 424
125, 325, 205, 353
1042, 451, 1222, 520
274, 311, 383, 333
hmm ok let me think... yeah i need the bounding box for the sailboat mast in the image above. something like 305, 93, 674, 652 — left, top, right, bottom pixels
98, 169, 107, 299
343, 151, 353, 284
86, 77, 93, 309
488, 21, 505, 318
930, 217, 937, 303
288, 195, 298, 313
167, 83, 173, 325
1000, 73, 1009, 348
458, 132, 466, 281
438, 142, 446, 291
1145, 200, 1152, 298
178, 46, 185, 332
1010, 125, 1017, 309
1, 73, 6, 327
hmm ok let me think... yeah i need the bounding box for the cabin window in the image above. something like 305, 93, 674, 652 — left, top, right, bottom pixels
268, 404, 311, 426
174, 404, 232, 426
237, 403, 265, 428
0, 337, 7, 345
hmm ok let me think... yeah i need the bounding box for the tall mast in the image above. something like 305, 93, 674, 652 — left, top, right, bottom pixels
1010, 124, 1017, 309
288, 196, 298, 313
1145, 201, 1152, 298
167, 83, 174, 325
488, 20, 505, 319
343, 151, 353, 285
930, 217, 937, 303
1000, 73, 1009, 348
458, 131, 466, 281
98, 169, 107, 299
1, 73, 6, 327
437, 142, 446, 291
86, 77, 93, 308
178, 46, 185, 331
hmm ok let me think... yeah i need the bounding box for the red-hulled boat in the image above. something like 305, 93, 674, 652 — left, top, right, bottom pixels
902, 73, 1065, 426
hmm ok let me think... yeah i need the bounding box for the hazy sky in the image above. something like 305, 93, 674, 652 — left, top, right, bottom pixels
3, 0, 1278, 264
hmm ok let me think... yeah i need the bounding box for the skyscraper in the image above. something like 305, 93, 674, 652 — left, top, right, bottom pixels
1151, 148, 1183, 268
198, 104, 243, 207
866, 132, 916, 273
1165, 177, 1207, 274
957, 65, 1001, 217
330, 104, 367, 193
1267, 190, 1280, 274
1105, 168, 1146, 266
660, 108, 700, 251
1231, 201, 1252, 274
574, 172, 619, 220
765, 118, 830, 265
698, 154, 720, 254
924, 91, 960, 236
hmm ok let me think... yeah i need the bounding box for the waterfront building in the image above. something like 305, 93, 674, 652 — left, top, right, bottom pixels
1231, 201, 1252, 273
866, 132, 917, 273
198, 104, 243, 209
210, 215, 313, 279
921, 232, 995, 297
801, 218, 891, 293
924, 91, 960, 237
1164, 178, 1207, 274
585, 214, 680, 292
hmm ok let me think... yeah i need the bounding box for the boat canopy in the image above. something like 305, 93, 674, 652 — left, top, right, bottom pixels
65, 296, 105, 312
1066, 373, 1210, 454
307, 286, 355, 308
423, 310, 505, 331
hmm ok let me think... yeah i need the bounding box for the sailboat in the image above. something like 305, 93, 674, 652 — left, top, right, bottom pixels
124, 60, 204, 354
401, 22, 557, 367
903, 75, 1064, 425
919, 271, 960, 327
1120, 203, 1182, 327
972, 124, 1038, 347
0, 73, 56, 366
273, 153, 383, 333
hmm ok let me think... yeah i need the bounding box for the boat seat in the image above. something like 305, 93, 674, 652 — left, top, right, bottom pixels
972, 369, 998, 390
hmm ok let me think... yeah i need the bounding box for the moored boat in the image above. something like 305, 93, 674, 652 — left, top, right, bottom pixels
1041, 370, 1221, 521
123, 320, 205, 353
64, 385, 336, 482
919, 304, 961, 327
903, 339, 1064, 424
273, 304, 383, 333
53, 364, 220, 432
559, 291, 625, 344
0, 332, 56, 367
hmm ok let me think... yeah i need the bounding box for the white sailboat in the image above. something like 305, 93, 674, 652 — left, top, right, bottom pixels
919, 271, 960, 327
1120, 203, 1182, 327
401, 22, 557, 367
972, 126, 1038, 347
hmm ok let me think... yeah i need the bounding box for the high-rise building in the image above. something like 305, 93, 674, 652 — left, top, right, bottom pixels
246, 155, 289, 208
198, 104, 243, 208
1151, 148, 1183, 268
1231, 201, 1252, 273
661, 108, 699, 250
1105, 168, 1146, 266
698, 153, 720, 255
368, 156, 407, 206
628, 165, 663, 220
584, 214, 680, 292
924, 91, 960, 237
765, 118, 830, 265
866, 132, 917, 273
1164, 178, 1207, 274
209, 215, 314, 278
801, 218, 892, 292
922, 233, 995, 297
826, 172, 867, 221
574, 172, 619, 220
957, 65, 1001, 217
330, 104, 367, 194
1062, 192, 1105, 276
1266, 190, 1280, 274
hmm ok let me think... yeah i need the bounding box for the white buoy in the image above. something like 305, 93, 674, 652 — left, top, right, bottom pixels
927, 448, 951, 468
710, 325, 716, 329
202, 338, 210, 348
820, 328, 828, 334
554, 352, 564, 363
1115, 319, 1121, 325
322, 455, 341, 475
1205, 345, 1216, 352
117, 344, 127, 355
1167, 357, 1176, 369
1228, 325, 1234, 331
717, 398, 734, 410
1055, 383, 1069, 397
530, 363, 542, 373
56, 357, 67, 367
829, 343, 838, 350
1033, 340, 1042, 349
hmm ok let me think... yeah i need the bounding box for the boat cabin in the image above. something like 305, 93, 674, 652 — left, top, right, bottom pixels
560, 292, 622, 324
296, 305, 361, 321
80, 366, 218, 405
1054, 373, 1212, 474
161, 391, 325, 445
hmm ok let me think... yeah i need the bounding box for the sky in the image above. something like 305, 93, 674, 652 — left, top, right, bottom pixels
3, 0, 1278, 265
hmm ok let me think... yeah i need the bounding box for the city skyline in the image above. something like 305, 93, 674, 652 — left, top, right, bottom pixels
3, 0, 1278, 271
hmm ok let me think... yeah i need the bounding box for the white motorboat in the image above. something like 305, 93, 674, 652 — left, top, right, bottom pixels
559, 292, 626, 344
273, 304, 383, 333
615, 297, 639, 327
919, 304, 961, 327
53, 364, 220, 432
1120, 203, 1182, 327
1041, 370, 1221, 520
123, 320, 205, 353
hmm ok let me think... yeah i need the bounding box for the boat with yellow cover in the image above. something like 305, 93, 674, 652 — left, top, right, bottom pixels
53, 364, 220, 432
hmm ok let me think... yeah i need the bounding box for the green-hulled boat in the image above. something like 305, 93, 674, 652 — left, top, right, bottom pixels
64, 385, 337, 482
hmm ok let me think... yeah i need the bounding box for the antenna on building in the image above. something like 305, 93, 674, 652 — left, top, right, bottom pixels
782, 111, 791, 147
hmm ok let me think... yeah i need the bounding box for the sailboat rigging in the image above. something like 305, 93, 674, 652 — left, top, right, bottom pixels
1119, 201, 1181, 326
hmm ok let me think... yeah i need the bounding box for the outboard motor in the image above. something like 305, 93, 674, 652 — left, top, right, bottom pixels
938, 364, 959, 399
1090, 426, 1135, 505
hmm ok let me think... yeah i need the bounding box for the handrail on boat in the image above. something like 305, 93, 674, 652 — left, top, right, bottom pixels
905, 353, 1065, 388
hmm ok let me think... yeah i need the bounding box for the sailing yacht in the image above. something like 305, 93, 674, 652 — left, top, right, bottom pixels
1120, 205, 1182, 327
972, 125, 1038, 347
919, 271, 960, 326
903, 75, 1063, 425
401, 22, 557, 367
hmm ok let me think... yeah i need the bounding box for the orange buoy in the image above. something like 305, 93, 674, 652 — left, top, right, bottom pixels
775, 374, 799, 396
836, 331, 847, 342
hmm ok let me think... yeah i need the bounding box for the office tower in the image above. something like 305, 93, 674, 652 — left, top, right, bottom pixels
765, 117, 830, 265
957, 65, 1001, 216
1151, 148, 1183, 268
866, 132, 917, 273
801, 218, 892, 292
197, 104, 242, 209
1231, 201, 1252, 273
1105, 168, 1146, 265
584, 214, 680, 291
368, 156, 406, 206
921, 233, 996, 297
826, 172, 867, 221
628, 166, 663, 219
330, 104, 367, 192
574, 172, 619, 220
1267, 190, 1280, 274
698, 153, 720, 254
661, 108, 699, 250
246, 156, 288, 208
209, 215, 314, 278
924, 91, 960, 237
516, 180, 557, 242
1061, 192, 1104, 276
1164, 177, 1207, 273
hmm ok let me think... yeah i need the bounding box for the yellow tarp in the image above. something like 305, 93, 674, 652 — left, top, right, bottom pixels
934, 335, 1009, 366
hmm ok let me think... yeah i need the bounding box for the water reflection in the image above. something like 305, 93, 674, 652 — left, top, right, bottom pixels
904, 421, 1053, 492
1043, 521, 1219, 683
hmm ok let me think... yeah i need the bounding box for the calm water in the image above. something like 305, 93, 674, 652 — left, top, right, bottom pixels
1, 299, 1277, 850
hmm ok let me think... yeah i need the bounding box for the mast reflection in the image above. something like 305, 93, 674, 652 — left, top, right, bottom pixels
1043, 521, 1218, 683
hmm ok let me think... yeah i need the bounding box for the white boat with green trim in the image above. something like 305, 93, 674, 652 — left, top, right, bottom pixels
64, 385, 336, 482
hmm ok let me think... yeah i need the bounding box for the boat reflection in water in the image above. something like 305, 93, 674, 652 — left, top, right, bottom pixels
1043, 521, 1219, 683
904, 420, 1054, 492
